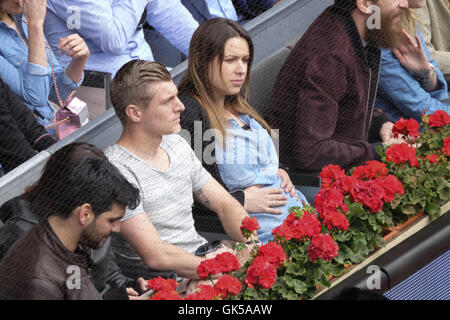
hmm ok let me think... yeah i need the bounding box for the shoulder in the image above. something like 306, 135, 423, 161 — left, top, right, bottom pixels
162, 134, 191, 151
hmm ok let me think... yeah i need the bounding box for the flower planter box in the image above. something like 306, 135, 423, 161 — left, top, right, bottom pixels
313, 202, 448, 300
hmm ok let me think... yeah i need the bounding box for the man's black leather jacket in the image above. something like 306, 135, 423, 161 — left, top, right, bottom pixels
0, 197, 139, 300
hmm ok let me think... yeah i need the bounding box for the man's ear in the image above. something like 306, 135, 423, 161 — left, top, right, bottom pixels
125, 104, 143, 123
355, 0, 374, 15
78, 203, 94, 226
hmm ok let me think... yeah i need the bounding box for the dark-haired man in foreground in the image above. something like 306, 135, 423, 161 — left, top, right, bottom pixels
0, 155, 140, 300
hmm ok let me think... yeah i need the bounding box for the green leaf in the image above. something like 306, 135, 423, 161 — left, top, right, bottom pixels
401, 204, 416, 215
425, 201, 441, 219
292, 279, 307, 294
328, 263, 346, 277
286, 263, 306, 276
375, 237, 386, 248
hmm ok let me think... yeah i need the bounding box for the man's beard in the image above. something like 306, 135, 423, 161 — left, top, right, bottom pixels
367, 10, 404, 49
80, 223, 110, 249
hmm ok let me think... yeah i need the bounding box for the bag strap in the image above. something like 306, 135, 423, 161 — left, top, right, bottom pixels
21, 16, 71, 129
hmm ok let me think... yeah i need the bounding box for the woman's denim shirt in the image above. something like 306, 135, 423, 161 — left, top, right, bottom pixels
216, 114, 307, 243
376, 30, 449, 122
0, 14, 83, 130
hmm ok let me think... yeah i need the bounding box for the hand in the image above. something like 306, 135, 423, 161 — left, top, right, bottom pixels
136, 277, 148, 293
379, 121, 394, 143
277, 168, 298, 200
58, 34, 90, 61
126, 287, 140, 299
22, 0, 47, 27
127, 277, 151, 300
243, 185, 288, 214
393, 30, 430, 76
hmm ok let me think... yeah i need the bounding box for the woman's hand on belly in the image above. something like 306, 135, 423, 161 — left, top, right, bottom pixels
277, 168, 298, 200
243, 185, 288, 214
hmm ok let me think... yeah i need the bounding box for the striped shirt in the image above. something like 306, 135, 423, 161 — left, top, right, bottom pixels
105, 135, 211, 271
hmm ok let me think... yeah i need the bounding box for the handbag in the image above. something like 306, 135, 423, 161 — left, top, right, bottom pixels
41, 23, 89, 140
54, 96, 89, 140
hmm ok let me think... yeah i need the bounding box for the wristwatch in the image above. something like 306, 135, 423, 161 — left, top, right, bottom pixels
415, 63, 436, 83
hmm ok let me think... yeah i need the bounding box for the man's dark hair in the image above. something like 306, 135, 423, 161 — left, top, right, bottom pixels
23, 143, 140, 219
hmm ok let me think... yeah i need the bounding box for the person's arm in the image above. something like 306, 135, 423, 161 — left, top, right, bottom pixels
194, 178, 249, 243
46, 0, 148, 54
0, 0, 52, 107
393, 30, 440, 92
0, 80, 55, 173
381, 42, 449, 121
23, 0, 47, 68
28, 278, 64, 300
57, 34, 89, 84
146, 0, 198, 56
119, 213, 204, 280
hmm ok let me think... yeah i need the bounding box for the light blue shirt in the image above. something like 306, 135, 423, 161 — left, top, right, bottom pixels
206, 0, 239, 21
216, 114, 307, 243
376, 30, 449, 122
146, 0, 199, 56
44, 0, 153, 76
0, 14, 82, 131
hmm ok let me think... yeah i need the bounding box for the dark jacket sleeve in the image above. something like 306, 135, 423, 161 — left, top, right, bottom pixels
0, 79, 56, 173
268, 52, 376, 172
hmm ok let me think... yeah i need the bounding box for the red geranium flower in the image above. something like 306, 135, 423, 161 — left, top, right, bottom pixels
256, 242, 287, 267
315, 188, 349, 217
352, 161, 388, 180
240, 217, 260, 239
374, 175, 404, 203
321, 208, 350, 231
350, 180, 384, 213
150, 289, 182, 300
332, 175, 359, 195
214, 275, 242, 297
272, 223, 295, 241
147, 276, 179, 292
319, 164, 346, 189
425, 153, 439, 164
197, 259, 220, 279
444, 137, 450, 157
427, 110, 450, 128
392, 118, 420, 139
307, 233, 339, 262
184, 284, 220, 300
244, 256, 278, 289
213, 252, 241, 274
385, 143, 419, 168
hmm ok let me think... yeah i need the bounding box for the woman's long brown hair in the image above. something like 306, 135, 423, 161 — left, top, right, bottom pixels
178, 18, 272, 147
